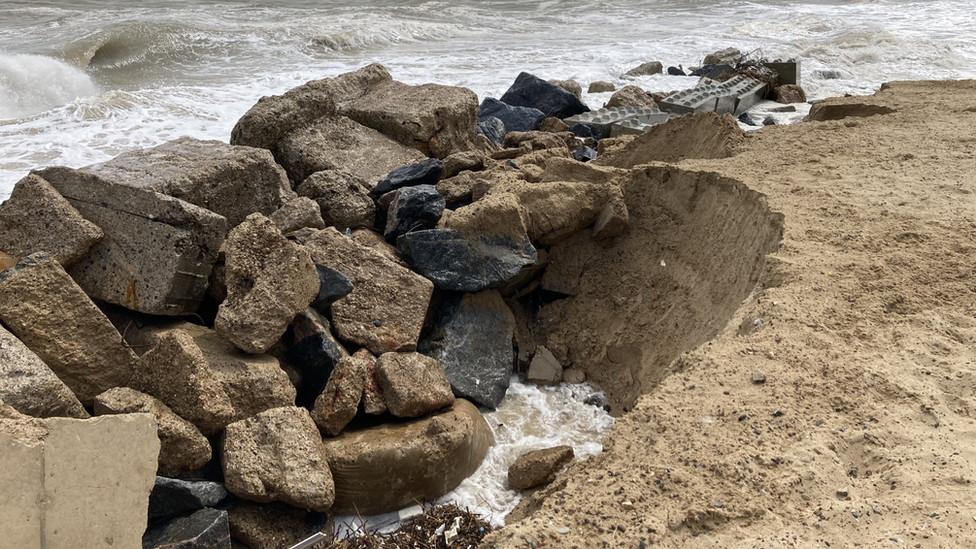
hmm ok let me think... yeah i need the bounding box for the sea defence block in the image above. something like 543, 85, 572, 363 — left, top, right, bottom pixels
609, 112, 672, 137
564, 106, 664, 138
36, 166, 227, 316
765, 59, 801, 86
659, 74, 766, 116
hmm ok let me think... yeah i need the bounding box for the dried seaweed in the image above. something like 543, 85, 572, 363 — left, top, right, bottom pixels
326, 503, 493, 549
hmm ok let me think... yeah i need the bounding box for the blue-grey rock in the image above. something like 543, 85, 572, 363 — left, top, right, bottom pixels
568, 123, 601, 142
499, 72, 590, 119
419, 290, 516, 409
384, 185, 446, 242
288, 309, 348, 409
478, 97, 546, 135
573, 146, 598, 163
143, 507, 231, 549
149, 477, 229, 522
310, 264, 353, 313
737, 112, 760, 127
374, 158, 443, 195
397, 229, 537, 292
667, 66, 687, 76
476, 115, 507, 147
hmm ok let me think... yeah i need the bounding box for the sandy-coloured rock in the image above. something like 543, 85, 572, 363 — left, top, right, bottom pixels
36, 165, 227, 316
0, 173, 102, 266
271, 196, 326, 233
360, 350, 387, 415
94, 387, 212, 477
525, 345, 563, 385
375, 352, 454, 418
228, 502, 333, 549
0, 323, 89, 419
324, 399, 493, 514
311, 352, 367, 436
303, 227, 433, 355
440, 150, 486, 179
508, 445, 575, 489
0, 252, 137, 405
296, 169, 376, 231
221, 406, 335, 512
548, 78, 583, 99
623, 61, 663, 77
604, 85, 657, 109
588, 81, 616, 93
216, 213, 320, 354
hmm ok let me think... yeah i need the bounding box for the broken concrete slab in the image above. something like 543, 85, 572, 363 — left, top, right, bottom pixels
564, 106, 664, 139
296, 169, 377, 231
0, 252, 137, 405
36, 166, 227, 316
375, 351, 454, 418
270, 196, 326, 234
0, 173, 102, 267
526, 345, 563, 386
0, 323, 89, 419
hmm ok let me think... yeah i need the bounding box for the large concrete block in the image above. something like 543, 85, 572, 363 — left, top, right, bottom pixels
36, 166, 227, 316
0, 323, 89, 419
0, 253, 137, 405
0, 413, 160, 549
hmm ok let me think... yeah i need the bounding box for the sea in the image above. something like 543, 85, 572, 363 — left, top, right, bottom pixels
2, 0, 975, 531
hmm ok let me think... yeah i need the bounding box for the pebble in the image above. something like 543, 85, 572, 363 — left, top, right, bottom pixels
837, 487, 849, 498
621, 501, 635, 511
557, 527, 570, 535
753, 370, 767, 383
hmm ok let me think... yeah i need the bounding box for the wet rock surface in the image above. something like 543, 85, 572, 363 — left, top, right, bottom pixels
508, 445, 575, 489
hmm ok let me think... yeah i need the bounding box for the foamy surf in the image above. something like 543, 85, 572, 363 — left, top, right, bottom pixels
0, 53, 97, 120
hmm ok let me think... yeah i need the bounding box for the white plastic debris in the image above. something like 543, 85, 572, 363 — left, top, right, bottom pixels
444, 516, 462, 545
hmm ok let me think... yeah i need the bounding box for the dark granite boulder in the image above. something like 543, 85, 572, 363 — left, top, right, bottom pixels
287, 308, 349, 409
149, 477, 229, 522
475, 115, 506, 147
310, 264, 353, 313
573, 146, 598, 162
499, 72, 590, 119
397, 229, 536, 292
373, 158, 443, 196
478, 97, 546, 134
142, 507, 231, 549
384, 185, 445, 242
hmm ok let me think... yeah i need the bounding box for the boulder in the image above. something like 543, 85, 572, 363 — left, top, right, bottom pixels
271, 197, 326, 234
478, 97, 546, 134
228, 502, 332, 549
287, 308, 349, 409
774, 84, 808, 104
507, 445, 575, 489
419, 290, 516, 409
341, 80, 478, 158
505, 181, 629, 245
539, 116, 570, 133
703, 47, 741, 65
440, 150, 486, 179
149, 477, 229, 522
303, 228, 433, 355
568, 123, 602, 141
0, 253, 137, 405
275, 116, 427, 184
587, 81, 616, 93
499, 72, 590, 119
0, 414, 159, 549
310, 264, 353, 313
384, 184, 445, 242
216, 213, 320, 354
296, 169, 376, 230
78, 137, 292, 228
525, 345, 563, 385
375, 352, 454, 418
133, 330, 236, 436
374, 158, 443, 195
36, 166, 227, 316
348, 228, 409, 267
0, 323, 88, 419
221, 406, 335, 512
0, 174, 102, 267
548, 78, 582, 99
143, 507, 231, 549
231, 63, 391, 151
623, 61, 663, 77
476, 115, 507, 147
360, 351, 387, 415
503, 130, 574, 151
605, 85, 657, 109
311, 352, 368, 436
324, 399, 493, 514
94, 387, 212, 477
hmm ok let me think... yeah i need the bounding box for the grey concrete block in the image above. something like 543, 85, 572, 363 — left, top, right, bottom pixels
765, 60, 801, 86
564, 106, 663, 138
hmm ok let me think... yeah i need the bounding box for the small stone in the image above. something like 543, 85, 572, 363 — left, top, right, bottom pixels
752, 370, 767, 383
557, 526, 571, 535
837, 487, 849, 498
773, 409, 784, 417
620, 501, 635, 511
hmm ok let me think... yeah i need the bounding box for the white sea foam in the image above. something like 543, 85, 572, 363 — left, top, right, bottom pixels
0, 53, 97, 120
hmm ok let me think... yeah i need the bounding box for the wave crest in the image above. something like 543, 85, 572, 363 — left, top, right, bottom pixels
0, 54, 97, 120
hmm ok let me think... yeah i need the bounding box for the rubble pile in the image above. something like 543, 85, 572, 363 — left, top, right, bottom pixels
0, 47, 792, 549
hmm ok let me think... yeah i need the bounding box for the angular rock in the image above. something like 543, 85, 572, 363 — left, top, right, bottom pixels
341, 80, 478, 159
231, 63, 391, 151
311, 352, 368, 436
539, 116, 570, 133
573, 146, 598, 163
703, 47, 741, 65
562, 368, 586, 384
419, 290, 516, 409
325, 399, 493, 514
80, 137, 292, 228
149, 477, 229, 522
36, 166, 227, 316
303, 228, 433, 355
774, 84, 808, 104
507, 445, 575, 489
623, 61, 663, 77
548, 78, 582, 99
0, 323, 88, 419
593, 194, 630, 240
94, 387, 212, 477
143, 507, 231, 549
375, 352, 454, 418
569, 123, 602, 142
526, 345, 563, 385
476, 115, 507, 147
478, 97, 546, 134
133, 330, 235, 435
310, 264, 353, 313
440, 150, 486, 179
287, 308, 349, 409
216, 213, 320, 354
384, 184, 445, 242
374, 158, 443, 195
221, 406, 335, 511
587, 81, 616, 93
0, 174, 102, 267
228, 502, 332, 549
271, 197, 326, 234
296, 169, 376, 231
507, 180, 629, 245
360, 351, 387, 415
0, 253, 136, 405
605, 85, 657, 109
0, 414, 159, 549
500, 72, 590, 119
276, 116, 427, 184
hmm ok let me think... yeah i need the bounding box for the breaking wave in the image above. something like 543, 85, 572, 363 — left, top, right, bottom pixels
0, 53, 97, 120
